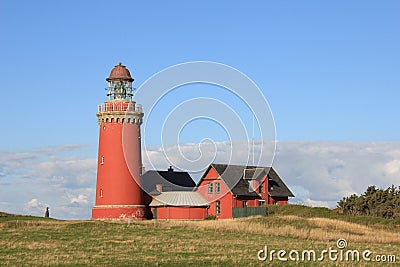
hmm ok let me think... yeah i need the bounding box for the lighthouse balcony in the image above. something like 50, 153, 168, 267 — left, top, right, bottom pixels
98, 102, 142, 113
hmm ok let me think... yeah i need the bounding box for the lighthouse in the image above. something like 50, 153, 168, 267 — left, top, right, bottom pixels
92, 62, 146, 219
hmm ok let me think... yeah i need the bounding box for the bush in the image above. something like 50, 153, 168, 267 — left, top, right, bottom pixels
337, 185, 400, 219
205, 215, 216, 220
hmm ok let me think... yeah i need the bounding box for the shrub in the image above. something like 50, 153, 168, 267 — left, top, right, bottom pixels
337, 185, 400, 219
205, 215, 216, 220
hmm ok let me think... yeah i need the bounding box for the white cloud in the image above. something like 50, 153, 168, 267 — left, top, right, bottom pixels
67, 192, 90, 205
0, 145, 96, 219
275, 141, 400, 206
143, 140, 400, 208
1, 141, 400, 219
302, 199, 330, 207
385, 160, 400, 175
71, 195, 88, 204
25, 198, 42, 208
23, 198, 47, 216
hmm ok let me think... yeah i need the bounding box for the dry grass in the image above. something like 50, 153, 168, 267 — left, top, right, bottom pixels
0, 220, 65, 228
307, 217, 400, 243
146, 215, 400, 244
1, 207, 399, 266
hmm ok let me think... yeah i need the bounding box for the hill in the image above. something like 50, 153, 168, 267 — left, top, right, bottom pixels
0, 211, 55, 222
1, 205, 399, 266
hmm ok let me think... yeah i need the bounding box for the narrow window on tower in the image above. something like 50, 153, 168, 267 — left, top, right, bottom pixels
208, 183, 213, 194
216, 201, 220, 215
99, 189, 103, 198
100, 156, 104, 165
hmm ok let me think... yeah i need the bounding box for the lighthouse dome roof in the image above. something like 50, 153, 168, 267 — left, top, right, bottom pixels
106, 62, 134, 82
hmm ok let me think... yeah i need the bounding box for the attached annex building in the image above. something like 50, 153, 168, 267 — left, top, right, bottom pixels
149, 191, 208, 220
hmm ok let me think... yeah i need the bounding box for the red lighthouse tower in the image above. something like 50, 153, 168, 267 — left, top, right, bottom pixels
92, 62, 146, 219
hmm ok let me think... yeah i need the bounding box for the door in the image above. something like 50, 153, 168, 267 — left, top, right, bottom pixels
153, 207, 157, 219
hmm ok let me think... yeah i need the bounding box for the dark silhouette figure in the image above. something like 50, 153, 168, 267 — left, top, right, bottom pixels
45, 207, 49, 218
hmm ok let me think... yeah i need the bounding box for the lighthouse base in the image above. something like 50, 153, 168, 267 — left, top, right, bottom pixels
92, 205, 147, 220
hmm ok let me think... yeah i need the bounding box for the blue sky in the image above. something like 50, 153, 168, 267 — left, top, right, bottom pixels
0, 1, 399, 218
1, 1, 399, 150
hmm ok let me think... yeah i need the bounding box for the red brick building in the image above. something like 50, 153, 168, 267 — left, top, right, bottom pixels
196, 164, 294, 219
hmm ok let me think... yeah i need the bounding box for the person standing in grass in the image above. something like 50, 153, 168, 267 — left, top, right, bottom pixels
45, 207, 49, 218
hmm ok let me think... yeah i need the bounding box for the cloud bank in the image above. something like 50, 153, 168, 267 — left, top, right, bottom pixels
144, 140, 400, 208
0, 145, 96, 219
0, 141, 399, 219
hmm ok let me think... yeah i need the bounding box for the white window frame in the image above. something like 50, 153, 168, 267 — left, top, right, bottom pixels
208, 183, 213, 194
215, 182, 220, 194
216, 200, 220, 214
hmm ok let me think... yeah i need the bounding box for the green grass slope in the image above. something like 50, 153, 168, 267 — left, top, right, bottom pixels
0, 206, 399, 266
268, 204, 400, 226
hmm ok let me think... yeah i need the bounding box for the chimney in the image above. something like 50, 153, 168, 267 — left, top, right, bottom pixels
156, 184, 162, 193
168, 166, 173, 172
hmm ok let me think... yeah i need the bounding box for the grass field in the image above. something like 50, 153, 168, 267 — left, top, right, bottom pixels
1, 206, 399, 266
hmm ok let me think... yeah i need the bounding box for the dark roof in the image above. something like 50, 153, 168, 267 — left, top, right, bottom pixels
205, 164, 260, 198
199, 164, 294, 198
267, 168, 295, 197
142, 167, 196, 194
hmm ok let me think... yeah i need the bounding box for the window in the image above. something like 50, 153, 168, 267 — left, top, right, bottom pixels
215, 182, 220, 193
216, 201, 220, 214
99, 189, 103, 198
100, 156, 104, 165
258, 200, 265, 206
243, 201, 248, 208
259, 181, 264, 193
208, 183, 213, 194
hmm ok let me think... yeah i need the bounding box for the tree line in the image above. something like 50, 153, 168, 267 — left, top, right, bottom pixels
337, 185, 400, 219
